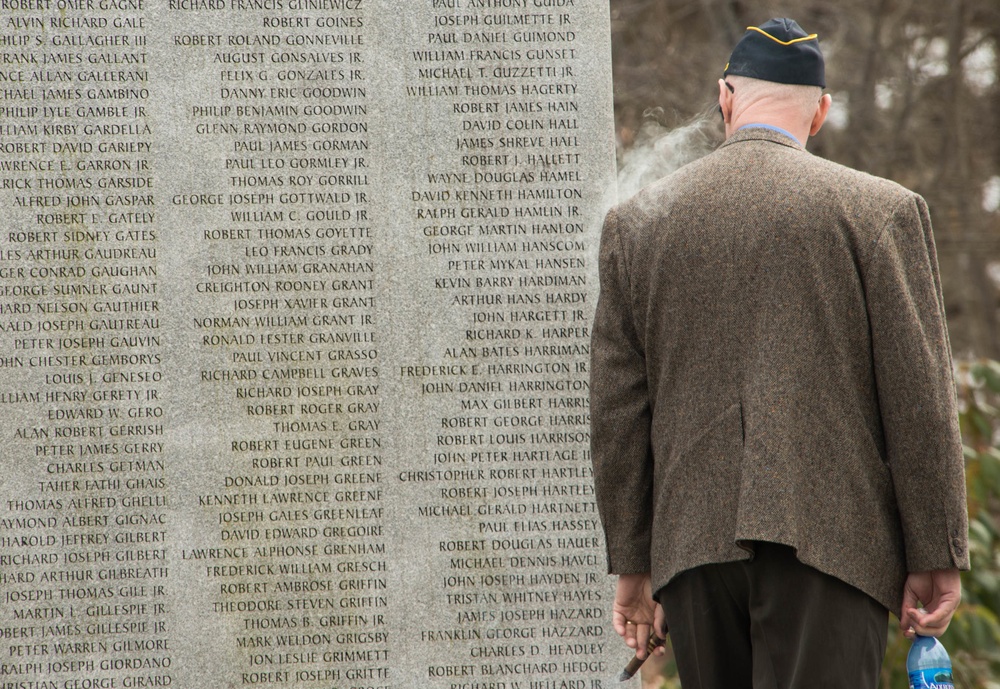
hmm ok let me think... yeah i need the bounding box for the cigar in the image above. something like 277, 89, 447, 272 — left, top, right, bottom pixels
618, 633, 665, 682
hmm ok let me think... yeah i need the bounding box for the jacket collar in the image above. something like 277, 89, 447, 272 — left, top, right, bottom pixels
720, 126, 806, 152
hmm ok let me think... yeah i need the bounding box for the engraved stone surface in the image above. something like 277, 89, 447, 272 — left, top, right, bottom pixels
0, 0, 619, 686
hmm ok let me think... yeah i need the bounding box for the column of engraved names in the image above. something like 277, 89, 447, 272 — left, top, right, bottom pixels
0, 1, 170, 687
169, 2, 386, 686
403, 2, 604, 685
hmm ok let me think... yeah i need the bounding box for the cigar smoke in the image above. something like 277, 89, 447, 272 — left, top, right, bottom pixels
615, 108, 719, 201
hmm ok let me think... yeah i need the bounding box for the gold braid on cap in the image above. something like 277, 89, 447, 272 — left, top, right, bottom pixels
745, 25, 818, 46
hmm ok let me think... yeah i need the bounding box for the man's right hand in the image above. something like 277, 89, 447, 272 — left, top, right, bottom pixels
612, 573, 666, 659
899, 568, 962, 638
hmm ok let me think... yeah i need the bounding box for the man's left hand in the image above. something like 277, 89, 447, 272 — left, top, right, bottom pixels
900, 568, 962, 638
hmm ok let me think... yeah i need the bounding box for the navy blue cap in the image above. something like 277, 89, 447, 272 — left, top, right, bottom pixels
724, 18, 825, 88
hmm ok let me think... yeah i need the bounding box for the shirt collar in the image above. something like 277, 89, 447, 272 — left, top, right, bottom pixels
737, 123, 802, 146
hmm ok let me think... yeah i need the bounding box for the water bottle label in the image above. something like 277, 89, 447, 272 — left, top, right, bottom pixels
908, 667, 955, 688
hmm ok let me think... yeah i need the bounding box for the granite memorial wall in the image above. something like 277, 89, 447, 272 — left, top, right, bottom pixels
0, 0, 620, 686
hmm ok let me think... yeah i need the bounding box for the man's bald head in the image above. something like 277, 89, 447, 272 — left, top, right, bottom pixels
726, 75, 824, 125
718, 75, 831, 145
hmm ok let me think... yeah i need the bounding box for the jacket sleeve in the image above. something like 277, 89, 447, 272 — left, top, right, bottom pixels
864, 193, 969, 573
590, 207, 655, 574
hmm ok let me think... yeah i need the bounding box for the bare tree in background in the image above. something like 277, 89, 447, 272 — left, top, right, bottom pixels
610, 0, 1000, 358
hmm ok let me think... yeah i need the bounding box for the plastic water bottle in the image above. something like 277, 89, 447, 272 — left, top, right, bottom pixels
907, 635, 955, 688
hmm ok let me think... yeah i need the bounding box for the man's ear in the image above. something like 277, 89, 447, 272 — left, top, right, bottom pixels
718, 79, 733, 124
810, 93, 832, 136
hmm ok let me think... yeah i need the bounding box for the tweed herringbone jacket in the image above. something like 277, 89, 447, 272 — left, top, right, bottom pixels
590, 127, 969, 613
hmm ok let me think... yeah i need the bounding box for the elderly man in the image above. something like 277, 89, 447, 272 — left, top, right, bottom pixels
590, 18, 969, 688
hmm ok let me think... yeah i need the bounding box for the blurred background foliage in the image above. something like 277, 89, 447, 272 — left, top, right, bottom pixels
608, 0, 1000, 360
605, 2, 1000, 686
934, 360, 1000, 689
